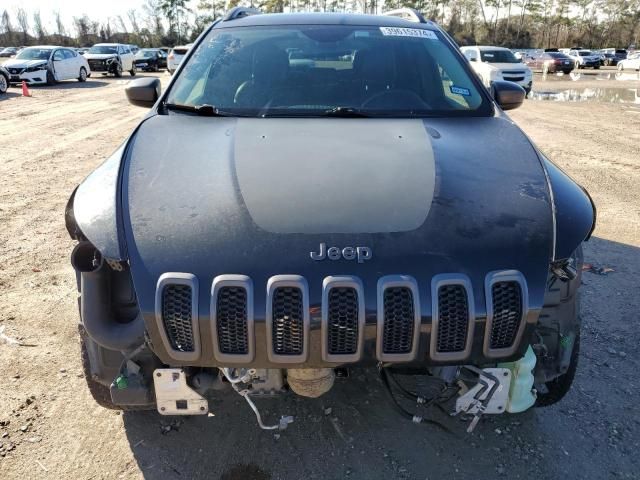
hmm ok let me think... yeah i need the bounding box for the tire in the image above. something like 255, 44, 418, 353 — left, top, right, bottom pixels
129, 65, 136, 77
536, 330, 580, 407
153, 63, 159, 72
535, 246, 583, 407
78, 67, 87, 82
79, 326, 151, 411
618, 64, 624, 72
114, 64, 123, 78
46, 70, 56, 86
0, 73, 7, 94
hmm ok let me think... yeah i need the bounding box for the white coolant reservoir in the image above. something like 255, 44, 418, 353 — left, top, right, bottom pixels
499, 346, 537, 413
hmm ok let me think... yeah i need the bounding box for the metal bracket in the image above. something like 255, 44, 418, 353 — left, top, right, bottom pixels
153, 368, 208, 415
454, 368, 511, 432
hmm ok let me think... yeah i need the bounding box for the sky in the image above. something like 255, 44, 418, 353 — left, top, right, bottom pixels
4, 0, 150, 32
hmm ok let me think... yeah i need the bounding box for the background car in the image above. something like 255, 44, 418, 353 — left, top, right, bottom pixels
617, 52, 640, 71
568, 49, 601, 69
84, 43, 136, 77
0, 47, 18, 58
133, 48, 167, 72
527, 51, 574, 74
3, 46, 90, 85
167, 44, 193, 74
461, 45, 533, 95
0, 65, 9, 93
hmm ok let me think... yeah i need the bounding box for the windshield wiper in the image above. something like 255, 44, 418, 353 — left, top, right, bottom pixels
163, 103, 236, 117
322, 106, 371, 118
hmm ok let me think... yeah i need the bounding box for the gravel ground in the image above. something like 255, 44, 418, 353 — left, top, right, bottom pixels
0, 69, 639, 480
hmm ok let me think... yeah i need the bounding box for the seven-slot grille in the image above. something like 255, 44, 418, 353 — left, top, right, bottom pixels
271, 287, 304, 356
436, 284, 469, 353
382, 287, 415, 354
215, 286, 249, 355
489, 281, 523, 350
156, 272, 527, 362
327, 287, 359, 355
161, 284, 195, 352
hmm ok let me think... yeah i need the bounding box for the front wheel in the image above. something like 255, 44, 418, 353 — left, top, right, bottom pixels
114, 64, 123, 78
78, 67, 87, 82
46, 70, 56, 86
618, 64, 624, 72
0, 73, 7, 93
129, 66, 136, 77
536, 330, 580, 406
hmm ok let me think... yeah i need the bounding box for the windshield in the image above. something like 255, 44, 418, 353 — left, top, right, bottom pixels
15, 48, 52, 60
136, 49, 157, 57
480, 50, 519, 63
167, 25, 489, 117
89, 45, 118, 55
578, 51, 592, 57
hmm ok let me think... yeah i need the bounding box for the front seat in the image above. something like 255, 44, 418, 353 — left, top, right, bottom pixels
234, 47, 290, 108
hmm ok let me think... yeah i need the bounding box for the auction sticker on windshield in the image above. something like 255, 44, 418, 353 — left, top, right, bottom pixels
379, 27, 438, 40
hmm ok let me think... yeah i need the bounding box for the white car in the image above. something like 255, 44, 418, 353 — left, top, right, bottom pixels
460, 45, 533, 95
3, 45, 90, 85
617, 52, 640, 71
567, 49, 600, 69
84, 43, 136, 77
167, 44, 193, 74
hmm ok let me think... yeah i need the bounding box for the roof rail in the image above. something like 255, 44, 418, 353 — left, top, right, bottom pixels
382, 8, 427, 24
223, 6, 262, 22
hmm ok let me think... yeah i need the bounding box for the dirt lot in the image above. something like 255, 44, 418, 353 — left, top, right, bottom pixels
0, 69, 639, 480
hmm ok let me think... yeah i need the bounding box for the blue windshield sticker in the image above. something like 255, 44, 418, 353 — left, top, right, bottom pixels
379, 27, 438, 40
450, 85, 471, 96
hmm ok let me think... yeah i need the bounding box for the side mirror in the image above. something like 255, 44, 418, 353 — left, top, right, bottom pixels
125, 77, 161, 108
491, 80, 526, 110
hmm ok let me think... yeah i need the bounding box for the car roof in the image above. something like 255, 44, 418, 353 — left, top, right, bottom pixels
93, 43, 124, 47
215, 12, 439, 30
22, 45, 62, 49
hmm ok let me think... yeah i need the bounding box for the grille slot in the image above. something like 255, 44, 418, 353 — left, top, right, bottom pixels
216, 287, 248, 355
267, 276, 309, 363
211, 275, 254, 363
489, 281, 523, 350
376, 276, 420, 362
161, 284, 195, 353
327, 287, 359, 355
272, 287, 304, 356
436, 284, 469, 353
382, 287, 415, 354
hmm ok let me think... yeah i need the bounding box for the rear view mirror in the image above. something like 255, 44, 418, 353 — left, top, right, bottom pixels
491, 81, 525, 110
125, 77, 161, 108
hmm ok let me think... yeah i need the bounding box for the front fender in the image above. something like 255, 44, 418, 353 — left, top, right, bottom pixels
542, 156, 596, 259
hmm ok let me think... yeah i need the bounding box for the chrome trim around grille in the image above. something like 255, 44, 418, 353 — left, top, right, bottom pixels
321, 276, 365, 363
210, 274, 254, 363
155, 273, 201, 362
376, 275, 421, 362
266, 275, 310, 364
430, 274, 475, 362
483, 270, 529, 358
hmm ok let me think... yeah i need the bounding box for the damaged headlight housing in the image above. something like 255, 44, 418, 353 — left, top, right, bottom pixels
105, 57, 117, 64
25, 63, 48, 72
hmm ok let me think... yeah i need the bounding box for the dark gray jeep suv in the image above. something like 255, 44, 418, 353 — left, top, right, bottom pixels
66, 8, 595, 431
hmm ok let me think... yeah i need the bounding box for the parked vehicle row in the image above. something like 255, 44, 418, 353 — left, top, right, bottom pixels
617, 52, 640, 71
134, 48, 168, 72
84, 43, 137, 77
525, 51, 574, 74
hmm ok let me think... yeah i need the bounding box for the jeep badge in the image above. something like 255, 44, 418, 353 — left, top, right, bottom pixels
310, 243, 372, 263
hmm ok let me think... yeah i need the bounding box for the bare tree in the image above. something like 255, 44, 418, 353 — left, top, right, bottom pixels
16, 8, 30, 45
33, 10, 47, 41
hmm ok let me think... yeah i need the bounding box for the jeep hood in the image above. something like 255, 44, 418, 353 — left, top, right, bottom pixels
107, 115, 554, 316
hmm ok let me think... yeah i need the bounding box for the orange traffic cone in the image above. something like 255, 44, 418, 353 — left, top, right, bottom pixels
21, 80, 31, 97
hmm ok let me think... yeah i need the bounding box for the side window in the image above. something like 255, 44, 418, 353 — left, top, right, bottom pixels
118, 46, 124, 55
63, 49, 75, 59
463, 49, 477, 62
53, 50, 65, 61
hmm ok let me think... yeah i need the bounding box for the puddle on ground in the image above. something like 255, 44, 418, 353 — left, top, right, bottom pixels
536, 71, 640, 82
529, 87, 640, 104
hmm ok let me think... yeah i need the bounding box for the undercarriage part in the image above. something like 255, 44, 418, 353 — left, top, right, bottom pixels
247, 369, 286, 396
192, 370, 227, 395
153, 368, 208, 415
286, 368, 335, 398
72, 241, 145, 352
379, 366, 455, 432
221, 368, 294, 431
454, 367, 510, 432
497, 345, 537, 413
